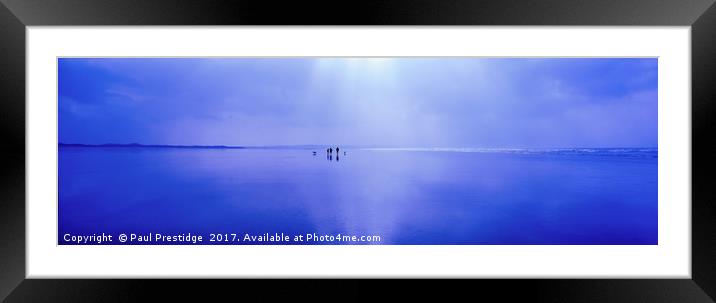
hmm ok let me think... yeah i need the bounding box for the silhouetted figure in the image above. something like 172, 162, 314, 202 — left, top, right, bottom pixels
336, 147, 340, 154
336, 155, 340, 162
343, 151, 346, 156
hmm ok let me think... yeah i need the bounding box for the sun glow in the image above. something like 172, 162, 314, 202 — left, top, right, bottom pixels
306, 58, 418, 145
312, 57, 398, 82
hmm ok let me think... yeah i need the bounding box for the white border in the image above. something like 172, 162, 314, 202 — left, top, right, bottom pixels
27, 27, 691, 278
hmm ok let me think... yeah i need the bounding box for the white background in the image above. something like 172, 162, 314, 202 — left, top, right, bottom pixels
27, 27, 691, 278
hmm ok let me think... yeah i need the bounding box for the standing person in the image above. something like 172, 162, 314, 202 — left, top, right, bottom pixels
336, 147, 340, 154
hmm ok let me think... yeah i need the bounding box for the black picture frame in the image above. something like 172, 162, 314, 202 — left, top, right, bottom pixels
1, 0, 715, 301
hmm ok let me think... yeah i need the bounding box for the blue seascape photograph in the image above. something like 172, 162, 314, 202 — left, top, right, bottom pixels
58, 57, 658, 245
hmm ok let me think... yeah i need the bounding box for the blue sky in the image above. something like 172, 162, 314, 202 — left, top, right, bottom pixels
58, 58, 657, 148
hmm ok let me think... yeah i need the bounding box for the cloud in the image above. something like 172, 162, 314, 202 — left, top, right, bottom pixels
58, 58, 658, 147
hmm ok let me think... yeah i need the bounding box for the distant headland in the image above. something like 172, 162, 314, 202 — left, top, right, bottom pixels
58, 143, 246, 149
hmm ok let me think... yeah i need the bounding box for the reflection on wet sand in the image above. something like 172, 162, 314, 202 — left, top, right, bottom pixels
59, 148, 658, 245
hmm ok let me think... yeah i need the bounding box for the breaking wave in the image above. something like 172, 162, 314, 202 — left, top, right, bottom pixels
361, 147, 658, 158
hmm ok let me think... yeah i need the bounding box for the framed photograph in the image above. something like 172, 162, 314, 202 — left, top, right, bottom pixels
2, 0, 715, 301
